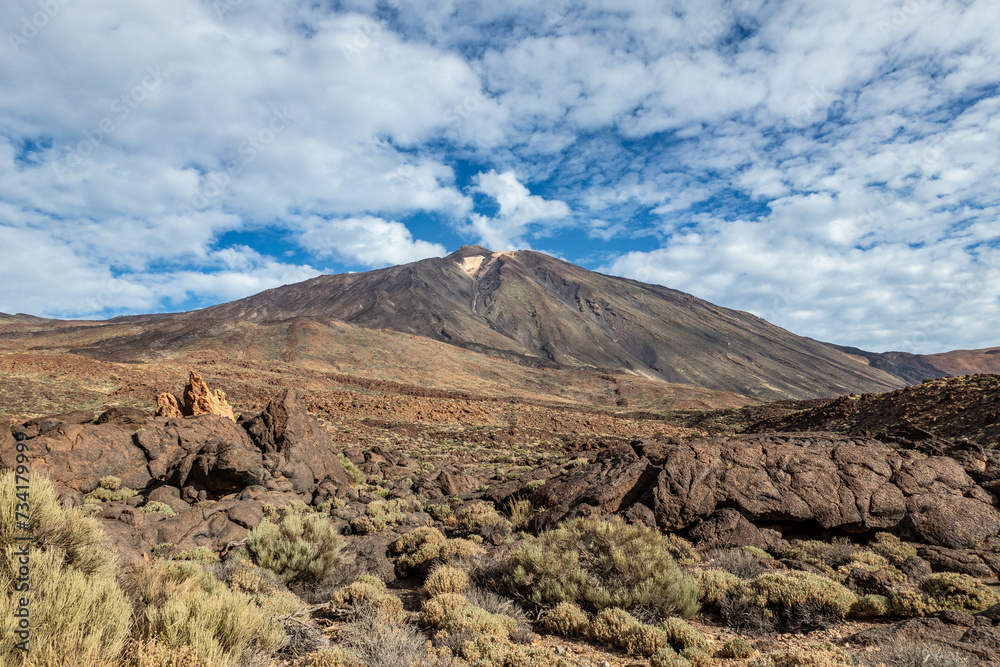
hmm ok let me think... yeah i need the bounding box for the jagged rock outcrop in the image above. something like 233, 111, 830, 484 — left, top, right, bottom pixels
155, 392, 183, 418
2, 385, 356, 560
241, 389, 350, 500
1, 419, 152, 494
524, 434, 1000, 549
154, 371, 235, 421
135, 415, 267, 495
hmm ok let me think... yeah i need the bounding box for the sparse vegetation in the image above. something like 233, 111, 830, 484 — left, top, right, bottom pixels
244, 512, 355, 591
496, 516, 699, 621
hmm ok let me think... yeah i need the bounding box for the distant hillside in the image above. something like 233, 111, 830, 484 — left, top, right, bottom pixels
138, 245, 904, 400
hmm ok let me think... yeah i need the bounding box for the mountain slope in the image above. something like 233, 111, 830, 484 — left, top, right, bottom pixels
169, 246, 906, 400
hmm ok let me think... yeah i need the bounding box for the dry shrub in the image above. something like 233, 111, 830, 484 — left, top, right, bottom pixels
919, 572, 999, 613
423, 565, 470, 599
0, 472, 130, 667
455, 502, 512, 542
122, 639, 213, 667
392, 527, 484, 577
497, 516, 699, 621
338, 608, 427, 667
306, 647, 365, 667
767, 648, 851, 666
710, 549, 769, 580
123, 560, 286, 667
695, 569, 741, 605
508, 498, 533, 531
588, 608, 709, 659
719, 638, 755, 659
244, 512, 354, 592
723, 571, 856, 633
543, 601, 589, 637
331, 577, 404, 622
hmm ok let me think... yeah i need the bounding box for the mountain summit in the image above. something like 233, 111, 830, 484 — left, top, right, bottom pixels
178, 247, 905, 400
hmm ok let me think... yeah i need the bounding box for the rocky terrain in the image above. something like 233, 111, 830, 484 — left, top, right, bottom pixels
4, 251, 1000, 666
3, 371, 1000, 666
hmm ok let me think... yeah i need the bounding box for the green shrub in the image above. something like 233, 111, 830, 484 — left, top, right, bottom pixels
0, 472, 130, 667
719, 638, 755, 659
391, 527, 484, 577
680, 647, 713, 667
219, 561, 304, 616
161, 545, 217, 563
661, 617, 711, 652
423, 565, 470, 598
870, 533, 917, 568
735, 571, 856, 616
420, 592, 468, 627
588, 607, 640, 643
650, 647, 691, 667
498, 516, 699, 621
741, 546, 772, 559
123, 561, 286, 667
365, 498, 410, 530
723, 571, 857, 633
664, 534, 700, 566
244, 512, 353, 591
543, 601, 589, 637
889, 587, 938, 617
455, 501, 511, 540
919, 572, 999, 613
338, 453, 365, 485
695, 569, 741, 605
100, 475, 122, 491
850, 594, 890, 618
140, 501, 177, 517
426, 503, 453, 522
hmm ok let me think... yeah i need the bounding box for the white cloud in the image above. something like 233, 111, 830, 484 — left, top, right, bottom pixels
1, 0, 999, 353
297, 216, 446, 267
466, 170, 571, 249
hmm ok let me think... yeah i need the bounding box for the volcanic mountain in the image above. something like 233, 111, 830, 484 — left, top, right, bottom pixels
116, 245, 908, 400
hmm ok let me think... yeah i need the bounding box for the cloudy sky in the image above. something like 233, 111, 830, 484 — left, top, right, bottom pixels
2, 0, 999, 353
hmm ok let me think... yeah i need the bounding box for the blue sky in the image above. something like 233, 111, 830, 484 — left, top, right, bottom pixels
1, 0, 999, 354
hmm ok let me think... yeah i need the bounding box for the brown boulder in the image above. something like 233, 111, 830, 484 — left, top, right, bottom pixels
530, 445, 657, 531
96, 406, 150, 427
135, 415, 266, 495
12, 410, 95, 439
686, 508, 790, 553
241, 390, 349, 499
2, 422, 151, 494
648, 435, 1000, 549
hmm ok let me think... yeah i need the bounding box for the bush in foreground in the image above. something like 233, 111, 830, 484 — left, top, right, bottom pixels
0, 472, 131, 667
496, 516, 699, 621
244, 511, 355, 592
123, 560, 286, 667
